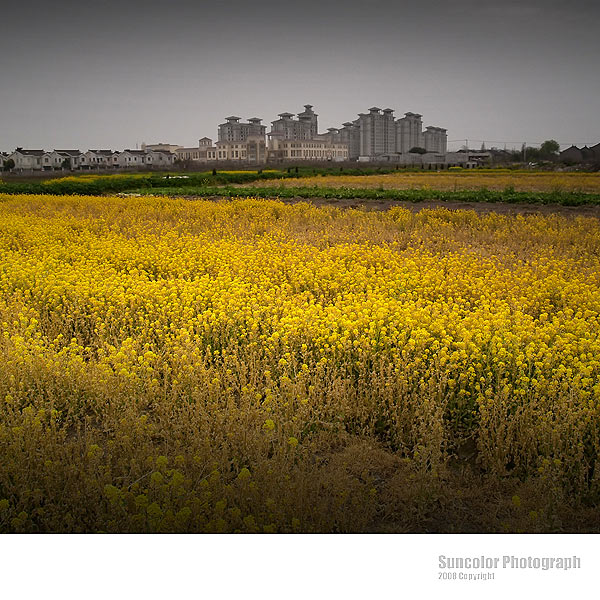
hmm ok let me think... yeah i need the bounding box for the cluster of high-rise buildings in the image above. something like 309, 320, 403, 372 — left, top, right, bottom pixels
321, 107, 447, 158
174, 104, 447, 165
1, 104, 449, 172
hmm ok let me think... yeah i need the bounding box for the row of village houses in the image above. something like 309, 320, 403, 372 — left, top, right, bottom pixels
0, 148, 176, 171
0, 141, 346, 172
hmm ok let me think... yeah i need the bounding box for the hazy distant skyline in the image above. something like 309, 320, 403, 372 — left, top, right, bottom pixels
1, 0, 599, 151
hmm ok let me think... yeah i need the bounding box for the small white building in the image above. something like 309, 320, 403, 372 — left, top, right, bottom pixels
8, 149, 46, 170
115, 150, 147, 168
144, 150, 175, 167
81, 150, 119, 169
55, 150, 84, 170
39, 151, 64, 170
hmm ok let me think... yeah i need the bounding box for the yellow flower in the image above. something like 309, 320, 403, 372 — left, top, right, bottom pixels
237, 468, 251, 480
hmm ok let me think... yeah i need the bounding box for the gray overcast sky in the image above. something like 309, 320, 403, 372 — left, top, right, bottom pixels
1, 0, 598, 151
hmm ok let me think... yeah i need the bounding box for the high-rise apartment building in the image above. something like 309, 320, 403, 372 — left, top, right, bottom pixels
218, 116, 266, 142
340, 122, 361, 160
423, 126, 448, 153
396, 112, 425, 153
356, 107, 396, 157
270, 105, 319, 141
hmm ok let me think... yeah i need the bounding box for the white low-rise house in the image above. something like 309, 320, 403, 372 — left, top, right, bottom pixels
9, 149, 46, 170
40, 151, 63, 170
40, 150, 82, 170
81, 150, 119, 169
144, 150, 175, 167
116, 149, 147, 168
56, 150, 84, 170
0, 153, 8, 170
445, 151, 491, 168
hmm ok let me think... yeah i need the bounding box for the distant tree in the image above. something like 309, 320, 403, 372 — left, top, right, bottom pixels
3, 158, 15, 172
61, 158, 71, 170
540, 140, 560, 156
409, 147, 427, 154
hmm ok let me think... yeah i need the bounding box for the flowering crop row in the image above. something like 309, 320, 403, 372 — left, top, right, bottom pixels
241, 171, 600, 193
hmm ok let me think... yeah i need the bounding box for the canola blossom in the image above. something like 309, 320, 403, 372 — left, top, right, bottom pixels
241, 171, 600, 192
0, 193, 599, 532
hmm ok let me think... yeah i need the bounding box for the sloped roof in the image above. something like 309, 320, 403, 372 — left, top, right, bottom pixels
55, 149, 83, 156
15, 149, 45, 156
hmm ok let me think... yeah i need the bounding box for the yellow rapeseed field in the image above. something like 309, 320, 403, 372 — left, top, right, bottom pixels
1, 193, 600, 532
242, 171, 600, 192
40, 173, 150, 185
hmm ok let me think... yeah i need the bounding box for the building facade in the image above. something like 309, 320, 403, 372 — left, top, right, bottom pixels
144, 150, 175, 167
218, 117, 266, 142
270, 105, 318, 141
267, 138, 348, 161
396, 112, 425, 153
55, 150, 83, 169
328, 107, 447, 160
9, 149, 45, 170
175, 138, 216, 163
267, 105, 349, 161
81, 150, 119, 169
355, 107, 397, 158
560, 144, 600, 163
141, 143, 181, 153
423, 127, 447, 153
215, 138, 267, 163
